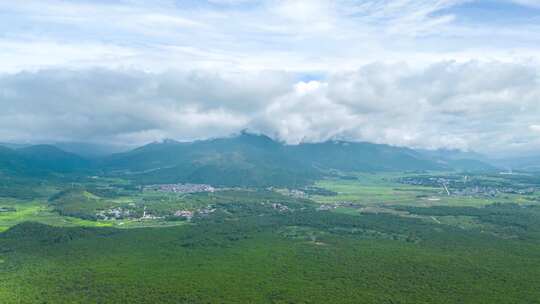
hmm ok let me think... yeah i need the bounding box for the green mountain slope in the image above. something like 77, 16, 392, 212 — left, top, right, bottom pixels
416, 148, 496, 172
100, 133, 445, 187
100, 133, 320, 187
0, 145, 90, 176
285, 140, 442, 172
0, 133, 497, 187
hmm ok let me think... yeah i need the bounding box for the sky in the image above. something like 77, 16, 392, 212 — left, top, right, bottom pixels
1, 0, 540, 156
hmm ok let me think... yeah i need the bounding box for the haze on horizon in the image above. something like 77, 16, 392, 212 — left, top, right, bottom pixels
1, 0, 540, 157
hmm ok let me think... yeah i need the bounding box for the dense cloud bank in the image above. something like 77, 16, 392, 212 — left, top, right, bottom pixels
1, 61, 539, 156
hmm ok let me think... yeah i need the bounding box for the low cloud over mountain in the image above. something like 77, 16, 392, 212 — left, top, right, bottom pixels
1, 61, 540, 156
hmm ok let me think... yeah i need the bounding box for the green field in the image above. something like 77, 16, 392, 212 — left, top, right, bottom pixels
0, 198, 113, 232
312, 173, 540, 207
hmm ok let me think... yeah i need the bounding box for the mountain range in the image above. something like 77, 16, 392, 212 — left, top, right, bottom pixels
0, 132, 497, 187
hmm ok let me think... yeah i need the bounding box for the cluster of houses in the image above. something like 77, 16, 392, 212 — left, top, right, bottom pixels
452, 186, 535, 197
143, 183, 216, 194
398, 176, 536, 198
173, 206, 217, 220
282, 189, 307, 198
96, 207, 132, 220
271, 203, 291, 212
174, 210, 194, 219
95, 204, 217, 221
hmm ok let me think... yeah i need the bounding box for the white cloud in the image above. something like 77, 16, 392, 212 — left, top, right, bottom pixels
0, 1, 539, 155
530, 125, 540, 132
1, 61, 540, 155
0, 0, 539, 72
0, 41, 137, 73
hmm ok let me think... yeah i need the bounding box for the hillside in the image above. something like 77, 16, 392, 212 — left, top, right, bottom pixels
416, 148, 496, 172
100, 133, 451, 187
0, 145, 90, 176
100, 133, 320, 187
492, 156, 540, 172
285, 141, 442, 172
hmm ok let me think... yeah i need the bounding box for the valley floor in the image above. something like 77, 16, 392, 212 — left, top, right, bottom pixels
1, 172, 540, 303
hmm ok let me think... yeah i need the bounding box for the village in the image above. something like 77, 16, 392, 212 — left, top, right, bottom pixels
398, 175, 536, 198
95, 204, 217, 221
143, 183, 216, 194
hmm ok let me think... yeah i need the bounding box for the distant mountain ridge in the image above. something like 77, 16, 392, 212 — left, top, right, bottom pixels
0, 145, 90, 176
98, 133, 454, 187
286, 140, 441, 172
52, 142, 131, 158
0, 133, 499, 186
491, 156, 540, 172
416, 148, 496, 172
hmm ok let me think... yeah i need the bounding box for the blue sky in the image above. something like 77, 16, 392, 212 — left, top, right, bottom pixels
1, 0, 540, 155
1, 0, 539, 72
